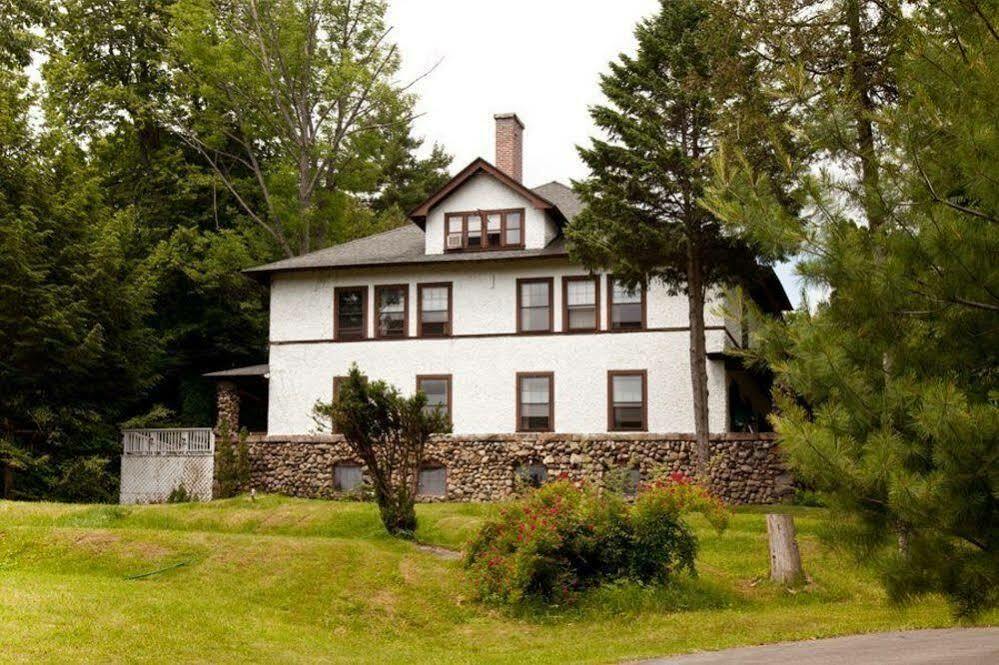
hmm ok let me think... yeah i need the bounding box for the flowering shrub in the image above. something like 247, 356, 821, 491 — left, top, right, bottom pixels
465, 475, 729, 605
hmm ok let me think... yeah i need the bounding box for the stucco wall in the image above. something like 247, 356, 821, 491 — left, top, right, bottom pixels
268, 258, 734, 436
244, 433, 792, 505
423, 173, 558, 254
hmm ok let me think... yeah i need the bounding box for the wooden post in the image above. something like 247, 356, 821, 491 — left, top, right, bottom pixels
766, 513, 805, 586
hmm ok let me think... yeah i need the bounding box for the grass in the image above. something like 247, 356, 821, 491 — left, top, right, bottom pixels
0, 496, 993, 664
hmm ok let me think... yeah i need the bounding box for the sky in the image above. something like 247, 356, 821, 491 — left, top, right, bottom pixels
385, 0, 806, 307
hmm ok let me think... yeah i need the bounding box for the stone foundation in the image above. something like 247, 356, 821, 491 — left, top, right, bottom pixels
246, 433, 792, 504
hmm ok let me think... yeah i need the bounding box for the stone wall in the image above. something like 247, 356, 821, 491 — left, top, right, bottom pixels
245, 433, 792, 505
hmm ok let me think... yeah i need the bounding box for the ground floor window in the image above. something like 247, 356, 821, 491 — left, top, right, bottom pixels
418, 466, 447, 497
517, 372, 554, 432
416, 375, 451, 422
608, 370, 648, 431
334, 462, 363, 492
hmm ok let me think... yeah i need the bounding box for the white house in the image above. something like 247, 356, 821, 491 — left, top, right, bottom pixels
232, 114, 790, 440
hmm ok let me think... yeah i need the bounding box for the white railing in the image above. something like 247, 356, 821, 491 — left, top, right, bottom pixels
122, 428, 215, 456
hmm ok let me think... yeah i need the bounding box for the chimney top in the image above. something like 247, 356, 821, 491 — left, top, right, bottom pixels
493, 112, 524, 129
494, 113, 524, 182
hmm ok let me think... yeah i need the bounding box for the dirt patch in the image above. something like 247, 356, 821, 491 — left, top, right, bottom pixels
415, 543, 461, 561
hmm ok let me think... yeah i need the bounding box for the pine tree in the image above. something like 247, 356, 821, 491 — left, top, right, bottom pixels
568, 0, 783, 470
707, 0, 998, 615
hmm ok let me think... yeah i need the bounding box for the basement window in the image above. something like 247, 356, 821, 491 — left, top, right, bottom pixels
334, 463, 363, 492
418, 466, 447, 497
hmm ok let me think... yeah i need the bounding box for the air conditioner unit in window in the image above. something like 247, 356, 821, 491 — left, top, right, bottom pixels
446, 233, 463, 250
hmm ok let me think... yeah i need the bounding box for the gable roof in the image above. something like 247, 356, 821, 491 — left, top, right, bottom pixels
408, 158, 567, 227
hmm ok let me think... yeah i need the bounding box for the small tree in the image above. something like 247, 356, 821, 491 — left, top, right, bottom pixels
313, 365, 450, 536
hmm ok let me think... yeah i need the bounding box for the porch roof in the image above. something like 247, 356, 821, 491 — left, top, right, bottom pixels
203, 364, 269, 378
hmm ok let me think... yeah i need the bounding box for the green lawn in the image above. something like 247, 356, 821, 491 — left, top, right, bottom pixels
0, 496, 992, 663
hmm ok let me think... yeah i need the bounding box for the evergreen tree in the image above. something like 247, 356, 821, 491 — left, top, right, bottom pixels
708, 0, 998, 615
0, 67, 160, 499
568, 0, 783, 469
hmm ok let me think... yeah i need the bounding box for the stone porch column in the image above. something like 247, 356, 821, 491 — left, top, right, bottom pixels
215, 380, 240, 435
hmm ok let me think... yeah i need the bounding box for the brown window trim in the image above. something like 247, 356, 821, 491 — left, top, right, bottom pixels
332, 375, 349, 432
561, 275, 601, 333
516, 277, 554, 334
516, 371, 554, 433
444, 208, 526, 252
333, 286, 368, 341
417, 282, 453, 337
606, 275, 647, 332
416, 374, 453, 424
373, 284, 409, 340
607, 369, 648, 432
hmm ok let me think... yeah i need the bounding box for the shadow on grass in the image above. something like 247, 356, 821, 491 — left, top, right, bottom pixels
493, 575, 743, 624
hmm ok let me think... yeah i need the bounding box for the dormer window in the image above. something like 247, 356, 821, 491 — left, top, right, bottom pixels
445, 209, 524, 251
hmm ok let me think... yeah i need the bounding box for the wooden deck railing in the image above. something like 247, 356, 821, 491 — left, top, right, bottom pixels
122, 428, 215, 456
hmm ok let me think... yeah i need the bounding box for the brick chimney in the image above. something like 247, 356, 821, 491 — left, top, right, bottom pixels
494, 113, 524, 182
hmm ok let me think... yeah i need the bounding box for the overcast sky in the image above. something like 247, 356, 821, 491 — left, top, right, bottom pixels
386, 0, 807, 307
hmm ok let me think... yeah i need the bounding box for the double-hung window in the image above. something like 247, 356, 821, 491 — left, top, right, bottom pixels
562, 276, 600, 332
517, 278, 553, 333
444, 209, 524, 251
334, 286, 367, 340
517, 372, 554, 432
374, 284, 408, 339
608, 370, 647, 431
416, 375, 452, 423
418, 283, 452, 337
608, 278, 646, 331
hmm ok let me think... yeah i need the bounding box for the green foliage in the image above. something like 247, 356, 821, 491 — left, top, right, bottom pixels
465, 478, 729, 605
708, 0, 998, 616
50, 456, 117, 504
313, 365, 450, 537
214, 422, 249, 499
167, 484, 194, 503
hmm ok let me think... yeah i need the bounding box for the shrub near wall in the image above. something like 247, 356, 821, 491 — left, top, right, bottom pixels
464, 477, 729, 605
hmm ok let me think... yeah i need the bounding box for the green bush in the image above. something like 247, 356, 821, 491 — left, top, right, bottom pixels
465, 476, 729, 605
51, 456, 116, 503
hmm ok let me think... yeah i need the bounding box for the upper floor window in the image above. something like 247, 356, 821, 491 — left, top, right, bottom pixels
608, 370, 647, 431
375, 284, 408, 339
334, 286, 367, 340
608, 278, 646, 331
418, 283, 452, 337
416, 374, 452, 422
517, 278, 553, 333
517, 372, 554, 432
445, 209, 524, 252
563, 276, 600, 332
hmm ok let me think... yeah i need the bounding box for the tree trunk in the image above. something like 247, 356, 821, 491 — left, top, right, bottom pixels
686, 245, 711, 476
767, 513, 805, 586
845, 0, 884, 229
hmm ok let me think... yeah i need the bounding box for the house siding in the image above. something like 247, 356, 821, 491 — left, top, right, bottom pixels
266, 258, 733, 436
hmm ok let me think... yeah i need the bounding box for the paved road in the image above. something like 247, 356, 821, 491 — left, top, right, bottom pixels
639, 628, 999, 665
